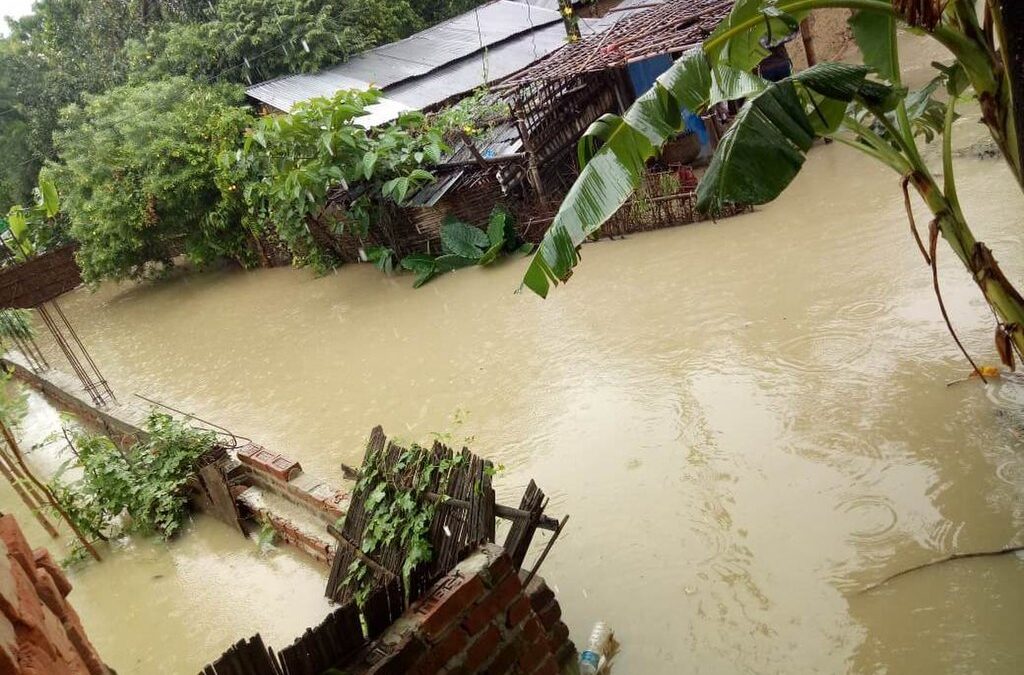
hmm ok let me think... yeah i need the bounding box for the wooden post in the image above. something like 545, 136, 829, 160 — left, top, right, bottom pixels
0, 448, 59, 537
799, 15, 818, 67
456, 130, 493, 172
0, 418, 101, 561
515, 118, 547, 201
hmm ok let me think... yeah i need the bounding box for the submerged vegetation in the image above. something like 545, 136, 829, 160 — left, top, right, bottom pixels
342, 440, 467, 605
50, 412, 217, 545
399, 207, 531, 287
222, 89, 509, 275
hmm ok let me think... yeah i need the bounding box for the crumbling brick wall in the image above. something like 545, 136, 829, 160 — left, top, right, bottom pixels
0, 514, 110, 675
352, 543, 575, 674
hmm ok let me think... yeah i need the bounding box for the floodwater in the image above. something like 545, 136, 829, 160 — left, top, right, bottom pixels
8, 35, 1024, 675
0, 390, 333, 673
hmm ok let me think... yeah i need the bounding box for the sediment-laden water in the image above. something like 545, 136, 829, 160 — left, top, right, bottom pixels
3, 33, 1022, 675
0, 390, 332, 673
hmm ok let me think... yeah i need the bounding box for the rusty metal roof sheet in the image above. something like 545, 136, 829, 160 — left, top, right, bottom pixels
500, 0, 732, 86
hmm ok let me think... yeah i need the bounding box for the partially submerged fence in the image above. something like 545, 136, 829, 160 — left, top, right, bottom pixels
203, 545, 576, 675
326, 426, 563, 604
202, 426, 568, 675
203, 582, 401, 675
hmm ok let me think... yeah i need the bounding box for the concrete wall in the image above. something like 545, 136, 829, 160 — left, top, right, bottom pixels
0, 515, 110, 675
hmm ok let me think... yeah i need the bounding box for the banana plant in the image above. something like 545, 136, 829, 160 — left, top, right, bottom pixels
522, 0, 1024, 372
3, 175, 61, 259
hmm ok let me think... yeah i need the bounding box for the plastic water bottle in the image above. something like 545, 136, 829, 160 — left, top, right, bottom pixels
579, 621, 612, 674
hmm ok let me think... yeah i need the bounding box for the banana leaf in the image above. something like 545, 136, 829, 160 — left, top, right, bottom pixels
521, 49, 766, 297
522, 59, 894, 297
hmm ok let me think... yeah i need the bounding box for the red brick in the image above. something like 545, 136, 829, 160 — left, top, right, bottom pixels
366, 634, 428, 675
237, 445, 301, 481
516, 637, 550, 674
523, 576, 553, 614
418, 574, 486, 642
9, 560, 45, 632
487, 553, 514, 588
412, 626, 468, 674
484, 639, 518, 675
506, 595, 531, 629
522, 616, 544, 644
0, 541, 18, 621
464, 624, 501, 672
33, 549, 72, 597
530, 654, 559, 675
537, 600, 561, 630
62, 621, 108, 675
462, 573, 522, 635
0, 610, 17, 675
34, 569, 67, 621
0, 515, 36, 576
547, 621, 570, 652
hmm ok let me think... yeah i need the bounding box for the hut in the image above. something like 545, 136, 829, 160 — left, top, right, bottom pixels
244, 0, 748, 261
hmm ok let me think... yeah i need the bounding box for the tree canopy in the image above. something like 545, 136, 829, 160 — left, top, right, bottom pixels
50, 78, 255, 282
0, 0, 488, 213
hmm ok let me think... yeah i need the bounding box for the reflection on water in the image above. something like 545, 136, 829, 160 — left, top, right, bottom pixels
0, 391, 332, 674
7, 36, 1024, 675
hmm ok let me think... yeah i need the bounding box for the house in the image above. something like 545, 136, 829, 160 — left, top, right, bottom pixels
244, 0, 750, 261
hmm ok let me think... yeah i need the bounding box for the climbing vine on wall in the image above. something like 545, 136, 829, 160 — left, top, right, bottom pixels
223, 87, 510, 274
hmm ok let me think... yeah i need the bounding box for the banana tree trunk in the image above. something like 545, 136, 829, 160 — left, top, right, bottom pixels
910, 171, 1024, 362
997, 1, 1024, 176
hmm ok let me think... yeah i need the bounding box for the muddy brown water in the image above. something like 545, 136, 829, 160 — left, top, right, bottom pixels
4, 35, 1024, 675
0, 389, 333, 674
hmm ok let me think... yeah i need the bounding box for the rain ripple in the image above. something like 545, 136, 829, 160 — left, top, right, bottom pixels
772, 330, 872, 374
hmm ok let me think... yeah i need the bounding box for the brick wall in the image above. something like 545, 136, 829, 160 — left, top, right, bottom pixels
352, 543, 575, 675
0, 515, 110, 675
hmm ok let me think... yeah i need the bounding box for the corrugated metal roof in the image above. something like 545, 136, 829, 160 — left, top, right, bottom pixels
508, 0, 562, 8
384, 22, 571, 109
246, 0, 565, 117
590, 0, 667, 31
405, 122, 524, 207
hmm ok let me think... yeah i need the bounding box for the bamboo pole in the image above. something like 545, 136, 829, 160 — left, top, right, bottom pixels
0, 418, 101, 561
799, 15, 818, 67
0, 448, 59, 537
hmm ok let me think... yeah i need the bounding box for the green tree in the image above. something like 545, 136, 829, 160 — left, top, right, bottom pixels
226, 88, 447, 272
50, 78, 256, 282
523, 0, 1024, 370
125, 0, 425, 84
0, 0, 162, 211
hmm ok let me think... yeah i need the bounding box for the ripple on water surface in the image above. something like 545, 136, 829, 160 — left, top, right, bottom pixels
838, 495, 901, 546
772, 330, 872, 374
839, 298, 891, 322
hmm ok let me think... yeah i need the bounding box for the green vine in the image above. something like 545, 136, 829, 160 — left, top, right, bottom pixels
342, 440, 467, 606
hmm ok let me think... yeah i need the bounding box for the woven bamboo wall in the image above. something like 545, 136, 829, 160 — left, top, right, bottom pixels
0, 245, 83, 310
